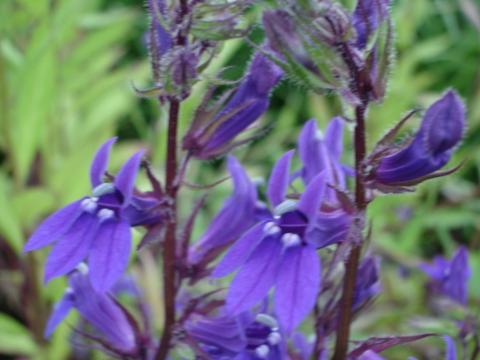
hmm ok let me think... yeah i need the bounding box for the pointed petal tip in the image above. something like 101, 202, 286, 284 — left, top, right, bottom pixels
115, 150, 145, 204
90, 137, 118, 188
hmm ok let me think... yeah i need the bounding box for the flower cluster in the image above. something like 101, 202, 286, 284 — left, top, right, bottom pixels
22, 0, 472, 359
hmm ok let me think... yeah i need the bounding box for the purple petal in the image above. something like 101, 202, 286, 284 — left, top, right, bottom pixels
298, 120, 323, 185
352, 0, 389, 49
44, 214, 98, 283
444, 336, 456, 360
212, 222, 267, 278
267, 150, 294, 208
69, 272, 136, 352
90, 138, 117, 188
274, 245, 320, 333
24, 200, 82, 252
226, 237, 283, 314
115, 150, 144, 205
444, 246, 470, 305
306, 209, 351, 248
422, 90, 465, 156
88, 220, 132, 292
44, 291, 74, 338
189, 156, 258, 264
324, 117, 344, 161
358, 350, 386, 360
298, 172, 326, 221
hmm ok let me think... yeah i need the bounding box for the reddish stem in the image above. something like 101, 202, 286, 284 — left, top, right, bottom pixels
155, 100, 180, 360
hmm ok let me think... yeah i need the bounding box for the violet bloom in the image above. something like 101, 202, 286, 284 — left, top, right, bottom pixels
186, 312, 287, 359
353, 256, 381, 309
45, 266, 137, 354
297, 118, 352, 248
189, 156, 258, 264
183, 51, 282, 159
24, 138, 143, 291
147, 0, 172, 81
213, 151, 324, 333
420, 246, 470, 305
352, 0, 390, 50
373, 91, 466, 187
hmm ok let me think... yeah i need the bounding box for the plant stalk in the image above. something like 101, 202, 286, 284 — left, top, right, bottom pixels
332, 104, 367, 360
155, 99, 180, 360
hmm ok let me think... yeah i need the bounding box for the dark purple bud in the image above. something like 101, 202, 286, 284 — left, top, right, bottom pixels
183, 51, 282, 159
420, 246, 470, 305
370, 90, 466, 188
263, 10, 316, 73
147, 0, 173, 82
169, 48, 199, 99
352, 0, 390, 49
353, 256, 381, 309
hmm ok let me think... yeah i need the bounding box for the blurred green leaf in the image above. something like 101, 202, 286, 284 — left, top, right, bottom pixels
0, 314, 37, 356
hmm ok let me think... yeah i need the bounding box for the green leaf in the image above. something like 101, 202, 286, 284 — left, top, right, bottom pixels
0, 313, 37, 356
0, 174, 24, 253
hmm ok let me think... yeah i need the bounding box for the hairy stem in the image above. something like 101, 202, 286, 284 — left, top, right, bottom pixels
332, 104, 367, 360
155, 99, 180, 360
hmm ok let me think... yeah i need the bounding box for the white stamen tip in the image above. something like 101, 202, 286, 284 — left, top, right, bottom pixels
281, 233, 301, 247
263, 222, 281, 236
76, 262, 89, 274
81, 198, 98, 213
255, 314, 279, 329
273, 199, 298, 216
315, 129, 324, 141
268, 331, 282, 346
97, 208, 115, 222
92, 183, 116, 197
255, 345, 270, 359
65, 287, 74, 295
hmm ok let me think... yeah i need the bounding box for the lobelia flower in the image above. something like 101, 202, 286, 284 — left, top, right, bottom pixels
24, 138, 145, 292
212, 151, 324, 333
182, 51, 282, 159
147, 0, 173, 83
45, 266, 137, 354
370, 90, 466, 189
352, 0, 390, 50
297, 118, 353, 248
353, 256, 382, 309
419, 246, 470, 305
188, 156, 258, 265
186, 311, 287, 359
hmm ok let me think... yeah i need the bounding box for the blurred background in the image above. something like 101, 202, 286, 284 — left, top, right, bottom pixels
0, 0, 479, 358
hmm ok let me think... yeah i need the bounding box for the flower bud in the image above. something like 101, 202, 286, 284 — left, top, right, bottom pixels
369, 90, 466, 189
147, 0, 173, 82
182, 51, 282, 159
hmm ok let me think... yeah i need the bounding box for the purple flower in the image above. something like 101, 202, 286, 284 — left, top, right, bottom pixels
298, 117, 347, 199
188, 156, 258, 264
353, 256, 381, 309
420, 246, 470, 305
45, 266, 137, 354
24, 138, 144, 291
372, 91, 466, 187
183, 52, 282, 159
297, 118, 352, 248
352, 0, 390, 49
147, 0, 173, 81
212, 151, 324, 333
357, 350, 386, 360
444, 336, 457, 360
186, 311, 287, 359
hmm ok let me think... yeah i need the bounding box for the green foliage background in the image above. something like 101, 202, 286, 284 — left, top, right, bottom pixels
0, 0, 479, 358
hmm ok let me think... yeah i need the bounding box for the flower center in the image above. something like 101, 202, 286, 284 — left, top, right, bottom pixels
278, 210, 308, 237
